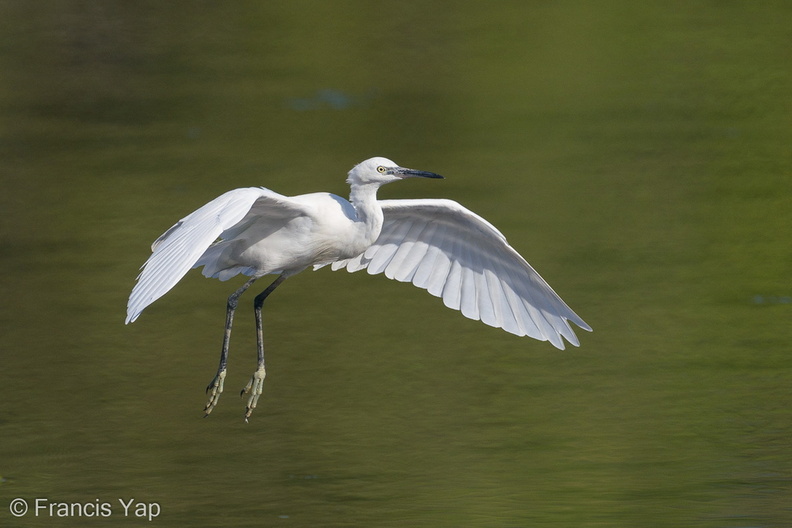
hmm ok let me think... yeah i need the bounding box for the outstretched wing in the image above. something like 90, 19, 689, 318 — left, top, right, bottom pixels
325, 199, 591, 349
126, 187, 306, 324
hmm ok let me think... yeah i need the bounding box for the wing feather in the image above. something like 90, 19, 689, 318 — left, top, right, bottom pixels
384, 220, 429, 281
418, 224, 451, 294
333, 198, 590, 348
367, 219, 412, 275
441, 253, 463, 311
459, 250, 479, 321
475, 257, 499, 329
483, 265, 520, 335
397, 225, 435, 282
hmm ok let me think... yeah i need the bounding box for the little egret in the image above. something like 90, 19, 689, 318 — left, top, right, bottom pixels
126, 157, 591, 420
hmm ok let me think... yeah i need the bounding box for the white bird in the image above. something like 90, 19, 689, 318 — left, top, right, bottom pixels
126, 157, 591, 420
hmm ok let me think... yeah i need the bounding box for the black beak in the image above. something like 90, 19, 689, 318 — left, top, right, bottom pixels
395, 167, 444, 179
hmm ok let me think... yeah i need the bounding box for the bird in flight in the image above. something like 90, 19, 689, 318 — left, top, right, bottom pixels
126, 157, 591, 420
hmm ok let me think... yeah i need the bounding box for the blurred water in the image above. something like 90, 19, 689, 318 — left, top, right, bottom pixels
1, 2, 791, 526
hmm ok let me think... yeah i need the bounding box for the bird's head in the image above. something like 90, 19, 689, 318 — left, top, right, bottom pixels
346, 157, 443, 187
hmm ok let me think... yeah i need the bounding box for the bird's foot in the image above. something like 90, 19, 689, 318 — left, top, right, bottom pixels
204, 369, 226, 416
240, 366, 266, 422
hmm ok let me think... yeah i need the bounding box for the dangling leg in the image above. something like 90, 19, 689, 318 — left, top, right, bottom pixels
204, 276, 258, 416
241, 274, 287, 422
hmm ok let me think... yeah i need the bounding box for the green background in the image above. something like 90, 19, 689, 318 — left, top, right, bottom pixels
1, 2, 790, 526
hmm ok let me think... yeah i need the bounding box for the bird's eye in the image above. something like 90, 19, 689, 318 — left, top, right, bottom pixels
377, 166, 386, 173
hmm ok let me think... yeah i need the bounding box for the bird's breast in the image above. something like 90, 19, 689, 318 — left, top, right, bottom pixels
291, 192, 381, 265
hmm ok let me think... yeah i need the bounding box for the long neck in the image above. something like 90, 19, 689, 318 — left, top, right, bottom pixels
349, 182, 384, 240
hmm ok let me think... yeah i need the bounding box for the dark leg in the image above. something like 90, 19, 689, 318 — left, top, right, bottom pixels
204, 276, 258, 416
241, 274, 287, 421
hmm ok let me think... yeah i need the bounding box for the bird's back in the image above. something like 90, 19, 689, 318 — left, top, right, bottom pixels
198, 192, 374, 280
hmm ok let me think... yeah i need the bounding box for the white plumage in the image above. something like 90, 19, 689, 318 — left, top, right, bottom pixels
321, 199, 590, 348
126, 157, 591, 419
